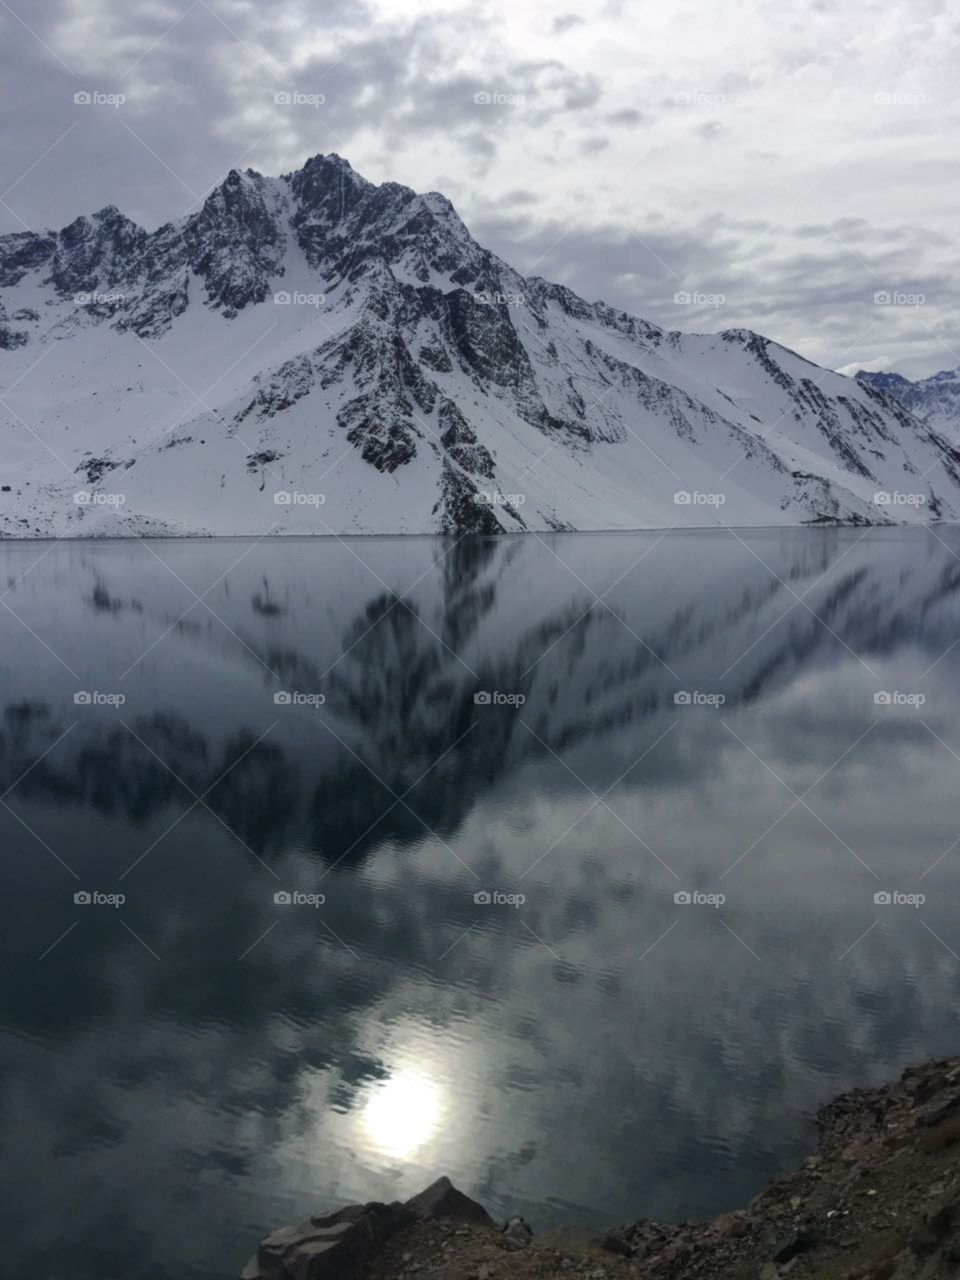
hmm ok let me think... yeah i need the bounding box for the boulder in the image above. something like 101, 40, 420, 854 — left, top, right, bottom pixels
241, 1201, 414, 1280
501, 1216, 534, 1250
771, 1228, 818, 1264
240, 1178, 496, 1279
405, 1175, 494, 1226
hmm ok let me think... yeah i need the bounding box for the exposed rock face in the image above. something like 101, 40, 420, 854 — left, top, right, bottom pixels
0, 229, 57, 286
0, 300, 29, 350
50, 205, 147, 299
185, 169, 287, 317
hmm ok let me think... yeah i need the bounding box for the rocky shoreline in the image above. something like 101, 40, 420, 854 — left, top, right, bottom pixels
242, 1056, 960, 1280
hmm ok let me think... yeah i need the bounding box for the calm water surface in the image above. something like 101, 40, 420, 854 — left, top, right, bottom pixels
1, 527, 959, 1280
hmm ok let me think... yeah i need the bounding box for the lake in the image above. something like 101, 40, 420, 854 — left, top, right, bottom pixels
1, 527, 959, 1280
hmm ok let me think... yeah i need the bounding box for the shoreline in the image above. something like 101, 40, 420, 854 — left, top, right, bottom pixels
0, 522, 950, 544
242, 1054, 960, 1280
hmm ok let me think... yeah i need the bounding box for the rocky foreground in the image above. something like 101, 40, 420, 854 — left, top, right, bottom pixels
242, 1056, 960, 1280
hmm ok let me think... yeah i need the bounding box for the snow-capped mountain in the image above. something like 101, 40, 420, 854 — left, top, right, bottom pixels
2, 153, 959, 537
856, 366, 960, 436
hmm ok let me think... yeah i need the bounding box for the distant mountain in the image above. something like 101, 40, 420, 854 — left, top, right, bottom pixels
1, 153, 959, 537
856, 366, 960, 434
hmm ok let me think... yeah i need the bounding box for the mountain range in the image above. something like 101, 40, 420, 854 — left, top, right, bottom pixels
1, 152, 958, 537
856, 365, 960, 435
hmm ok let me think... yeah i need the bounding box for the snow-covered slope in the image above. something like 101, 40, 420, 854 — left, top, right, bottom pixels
2, 154, 958, 537
857, 366, 960, 436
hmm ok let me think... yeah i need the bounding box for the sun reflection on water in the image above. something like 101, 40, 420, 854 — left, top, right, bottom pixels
360, 1067, 446, 1160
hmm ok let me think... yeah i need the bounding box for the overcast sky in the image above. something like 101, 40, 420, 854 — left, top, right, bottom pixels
0, 0, 957, 377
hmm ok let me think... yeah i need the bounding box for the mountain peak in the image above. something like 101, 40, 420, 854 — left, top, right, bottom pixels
290, 152, 362, 182
2, 153, 957, 537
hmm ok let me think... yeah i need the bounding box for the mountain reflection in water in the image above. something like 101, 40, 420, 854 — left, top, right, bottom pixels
1, 527, 959, 1280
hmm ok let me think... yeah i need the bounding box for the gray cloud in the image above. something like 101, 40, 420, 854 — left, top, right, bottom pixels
551, 13, 584, 34
0, 0, 957, 376
606, 107, 644, 126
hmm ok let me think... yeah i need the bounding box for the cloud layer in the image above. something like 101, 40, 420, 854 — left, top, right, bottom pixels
1, 0, 958, 375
